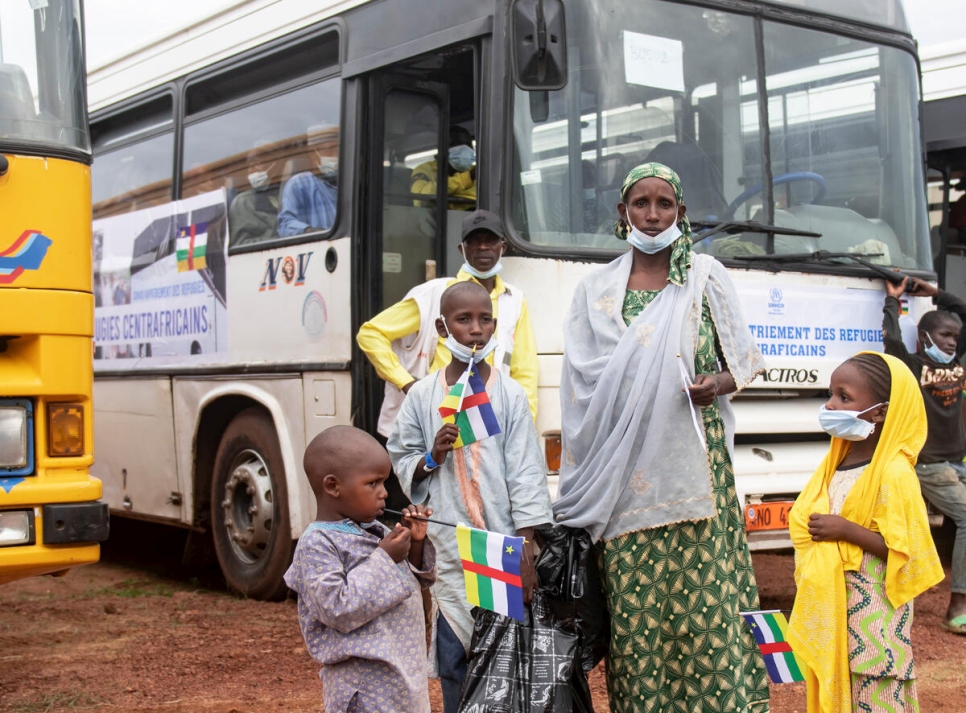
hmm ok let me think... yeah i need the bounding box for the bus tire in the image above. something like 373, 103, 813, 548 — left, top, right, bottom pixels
210, 407, 293, 600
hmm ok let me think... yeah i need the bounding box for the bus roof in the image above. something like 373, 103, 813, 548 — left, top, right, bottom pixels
87, 0, 368, 113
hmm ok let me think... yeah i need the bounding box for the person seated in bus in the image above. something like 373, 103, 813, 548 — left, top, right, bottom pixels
276, 133, 338, 237
284, 426, 437, 712
356, 209, 538, 441
228, 142, 280, 246
883, 275, 966, 635
410, 125, 476, 210
386, 281, 552, 713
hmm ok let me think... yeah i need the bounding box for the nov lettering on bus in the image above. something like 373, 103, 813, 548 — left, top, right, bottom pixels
259, 251, 313, 291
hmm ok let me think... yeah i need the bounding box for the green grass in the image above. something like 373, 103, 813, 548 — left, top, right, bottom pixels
13, 690, 109, 712
84, 577, 176, 599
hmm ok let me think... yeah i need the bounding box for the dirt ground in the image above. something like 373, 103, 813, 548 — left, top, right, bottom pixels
1, 518, 964, 712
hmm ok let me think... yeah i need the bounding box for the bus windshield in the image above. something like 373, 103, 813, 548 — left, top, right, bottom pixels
509, 0, 930, 271
0, 0, 89, 156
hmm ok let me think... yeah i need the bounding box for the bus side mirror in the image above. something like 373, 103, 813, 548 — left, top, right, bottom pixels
510, 0, 568, 91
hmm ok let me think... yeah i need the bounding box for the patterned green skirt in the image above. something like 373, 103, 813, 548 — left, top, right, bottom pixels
848, 553, 919, 712
599, 414, 770, 713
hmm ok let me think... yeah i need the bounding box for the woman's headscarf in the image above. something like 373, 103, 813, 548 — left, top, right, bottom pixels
614, 162, 693, 286
787, 351, 944, 713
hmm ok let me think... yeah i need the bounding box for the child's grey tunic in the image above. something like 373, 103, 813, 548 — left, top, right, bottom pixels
284, 519, 436, 713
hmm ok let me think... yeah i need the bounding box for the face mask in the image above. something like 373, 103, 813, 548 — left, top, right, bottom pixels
818, 403, 887, 441
248, 171, 270, 189
923, 333, 956, 364
441, 317, 498, 364
626, 218, 682, 254
448, 145, 476, 173
318, 156, 338, 181
461, 259, 503, 280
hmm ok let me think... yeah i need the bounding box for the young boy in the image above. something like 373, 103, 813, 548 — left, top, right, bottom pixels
284, 426, 437, 712
387, 281, 553, 713
884, 277, 966, 634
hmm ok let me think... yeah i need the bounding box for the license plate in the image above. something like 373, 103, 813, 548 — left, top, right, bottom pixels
745, 501, 794, 531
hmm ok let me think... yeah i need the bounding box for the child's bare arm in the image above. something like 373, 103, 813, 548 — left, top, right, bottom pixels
414, 424, 459, 482
807, 513, 889, 561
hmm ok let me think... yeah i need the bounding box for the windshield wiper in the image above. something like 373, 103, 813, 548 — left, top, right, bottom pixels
691, 219, 822, 241
727, 249, 909, 284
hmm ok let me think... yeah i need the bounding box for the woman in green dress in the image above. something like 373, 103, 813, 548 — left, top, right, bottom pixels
554, 163, 770, 712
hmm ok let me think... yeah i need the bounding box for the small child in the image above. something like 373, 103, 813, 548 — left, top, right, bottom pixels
387, 280, 553, 713
883, 276, 966, 634
284, 426, 436, 713
787, 352, 945, 713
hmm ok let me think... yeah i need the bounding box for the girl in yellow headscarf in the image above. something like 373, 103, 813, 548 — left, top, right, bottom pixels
788, 352, 945, 712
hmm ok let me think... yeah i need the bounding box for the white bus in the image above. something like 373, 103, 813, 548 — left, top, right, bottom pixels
88, 0, 933, 599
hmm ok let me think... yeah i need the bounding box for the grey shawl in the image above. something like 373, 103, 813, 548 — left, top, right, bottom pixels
553, 252, 764, 542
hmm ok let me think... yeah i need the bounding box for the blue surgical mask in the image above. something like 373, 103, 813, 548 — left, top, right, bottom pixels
626, 218, 682, 254
461, 260, 502, 279
818, 403, 887, 441
448, 145, 476, 173
440, 317, 497, 364
923, 333, 956, 364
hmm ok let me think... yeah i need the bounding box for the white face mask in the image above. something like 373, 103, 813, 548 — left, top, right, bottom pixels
626, 218, 682, 254
818, 403, 887, 441
461, 260, 503, 279
318, 156, 338, 181
440, 316, 498, 364
248, 171, 270, 189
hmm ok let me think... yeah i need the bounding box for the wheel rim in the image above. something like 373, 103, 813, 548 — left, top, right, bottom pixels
220, 448, 275, 565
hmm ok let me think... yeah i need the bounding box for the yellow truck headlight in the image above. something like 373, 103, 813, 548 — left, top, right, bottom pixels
48, 403, 84, 457
0, 510, 34, 546
0, 402, 29, 472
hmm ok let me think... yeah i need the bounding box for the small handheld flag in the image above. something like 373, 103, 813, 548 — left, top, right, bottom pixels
456, 524, 525, 622
176, 221, 209, 272
740, 610, 805, 684
438, 360, 501, 447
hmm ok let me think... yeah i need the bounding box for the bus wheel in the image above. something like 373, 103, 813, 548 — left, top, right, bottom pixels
211, 408, 293, 600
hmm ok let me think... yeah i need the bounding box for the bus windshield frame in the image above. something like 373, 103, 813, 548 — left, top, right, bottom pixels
0, 0, 91, 160
506, 0, 930, 274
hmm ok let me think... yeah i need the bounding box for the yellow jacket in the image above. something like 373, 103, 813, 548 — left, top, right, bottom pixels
787, 351, 944, 713
356, 270, 538, 421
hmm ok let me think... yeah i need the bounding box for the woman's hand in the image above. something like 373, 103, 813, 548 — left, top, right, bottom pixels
688, 374, 719, 407
807, 513, 852, 542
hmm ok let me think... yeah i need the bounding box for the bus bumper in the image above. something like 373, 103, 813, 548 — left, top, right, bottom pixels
0, 502, 109, 585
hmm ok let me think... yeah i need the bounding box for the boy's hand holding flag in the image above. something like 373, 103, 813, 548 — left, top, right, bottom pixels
438, 355, 501, 447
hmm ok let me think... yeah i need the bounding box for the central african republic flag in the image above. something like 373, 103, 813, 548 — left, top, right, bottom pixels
456, 524, 525, 621
176, 221, 208, 272
740, 610, 805, 684
438, 361, 500, 447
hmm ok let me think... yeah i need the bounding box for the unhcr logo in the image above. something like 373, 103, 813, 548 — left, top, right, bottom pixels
767, 286, 785, 316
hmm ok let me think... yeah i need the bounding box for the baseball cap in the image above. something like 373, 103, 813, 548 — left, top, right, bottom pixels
461, 209, 506, 241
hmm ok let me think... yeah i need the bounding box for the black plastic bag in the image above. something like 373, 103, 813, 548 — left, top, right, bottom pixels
457, 594, 594, 713
535, 524, 609, 672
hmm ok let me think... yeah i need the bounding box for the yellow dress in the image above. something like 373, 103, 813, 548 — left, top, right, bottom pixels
787, 352, 945, 713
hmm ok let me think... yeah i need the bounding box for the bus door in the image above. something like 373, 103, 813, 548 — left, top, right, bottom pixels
369, 76, 451, 311
359, 43, 480, 433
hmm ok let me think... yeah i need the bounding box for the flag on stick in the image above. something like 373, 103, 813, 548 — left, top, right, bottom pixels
740, 610, 805, 684
438, 361, 501, 447
456, 524, 525, 621
176, 221, 209, 271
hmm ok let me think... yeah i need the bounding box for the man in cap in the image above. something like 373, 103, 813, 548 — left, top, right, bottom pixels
357, 208, 538, 439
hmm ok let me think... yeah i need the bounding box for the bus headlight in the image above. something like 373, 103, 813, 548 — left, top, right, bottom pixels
0, 404, 28, 470
0, 511, 34, 546
48, 403, 84, 457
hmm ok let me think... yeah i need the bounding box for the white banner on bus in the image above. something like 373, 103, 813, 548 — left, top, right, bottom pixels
93, 190, 229, 365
